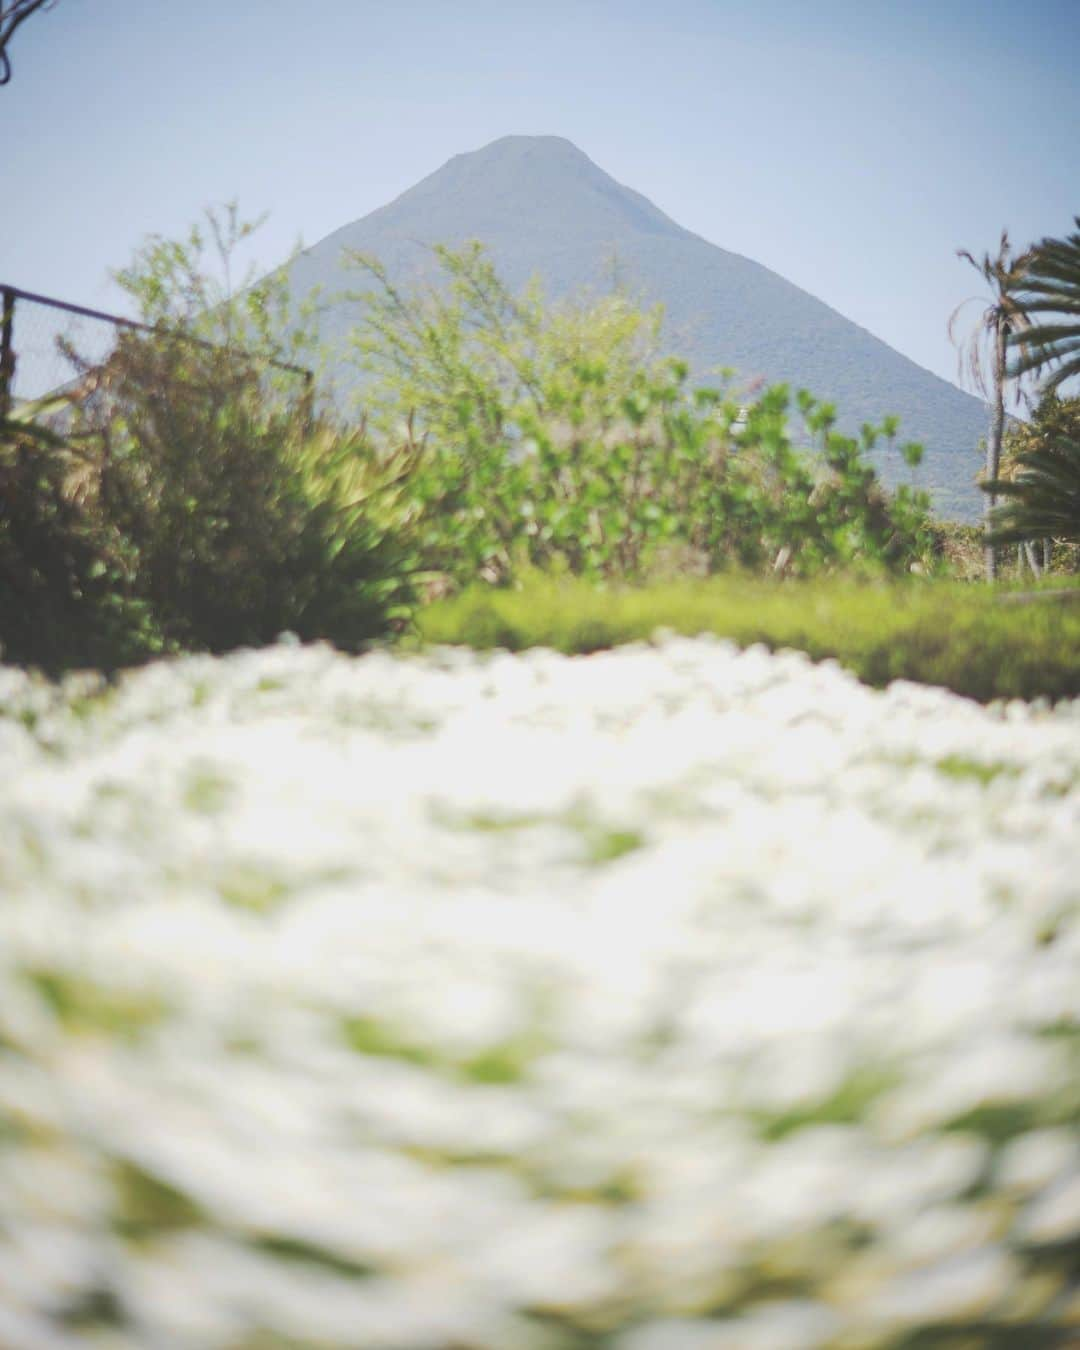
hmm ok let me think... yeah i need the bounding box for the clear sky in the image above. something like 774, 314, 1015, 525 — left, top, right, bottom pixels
3, 0, 1078, 393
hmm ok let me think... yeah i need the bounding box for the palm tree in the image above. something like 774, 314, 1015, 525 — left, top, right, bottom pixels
1006, 216, 1080, 394
985, 434, 1080, 547
949, 230, 1034, 580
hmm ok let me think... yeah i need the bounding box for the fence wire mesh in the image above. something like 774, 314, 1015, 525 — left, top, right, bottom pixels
0, 285, 312, 418
4, 290, 116, 405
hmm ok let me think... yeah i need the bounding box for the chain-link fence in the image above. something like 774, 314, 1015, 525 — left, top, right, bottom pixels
0, 284, 312, 418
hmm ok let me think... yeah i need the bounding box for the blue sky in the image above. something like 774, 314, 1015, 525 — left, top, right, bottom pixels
3, 0, 1078, 392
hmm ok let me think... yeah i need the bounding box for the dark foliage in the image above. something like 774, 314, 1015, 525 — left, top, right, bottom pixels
0, 338, 416, 674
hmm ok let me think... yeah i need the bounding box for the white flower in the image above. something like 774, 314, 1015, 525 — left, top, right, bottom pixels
0, 637, 1077, 1343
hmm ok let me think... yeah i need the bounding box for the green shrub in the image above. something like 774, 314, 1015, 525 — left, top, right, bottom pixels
413, 573, 1080, 703
70, 330, 416, 656
348, 244, 933, 587
1, 207, 417, 673
1, 376, 416, 673
0, 397, 165, 672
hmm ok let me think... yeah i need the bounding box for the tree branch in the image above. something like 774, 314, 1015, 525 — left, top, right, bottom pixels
0, 0, 57, 85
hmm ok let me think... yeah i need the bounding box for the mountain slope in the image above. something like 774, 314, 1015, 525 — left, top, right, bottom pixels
286, 135, 989, 519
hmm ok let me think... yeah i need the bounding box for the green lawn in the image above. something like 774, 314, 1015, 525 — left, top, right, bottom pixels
412, 574, 1080, 703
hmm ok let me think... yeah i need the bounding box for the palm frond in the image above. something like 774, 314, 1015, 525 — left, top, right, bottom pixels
950, 233, 1037, 399
984, 434, 1080, 544
1005, 218, 1080, 391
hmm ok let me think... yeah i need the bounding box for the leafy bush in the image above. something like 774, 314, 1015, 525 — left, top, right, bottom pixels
111, 200, 319, 376
0, 396, 164, 671
1, 209, 416, 673
414, 573, 1080, 702
68, 330, 417, 656
348, 244, 933, 588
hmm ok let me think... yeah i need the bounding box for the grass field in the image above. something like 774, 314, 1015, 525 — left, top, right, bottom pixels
413, 574, 1080, 704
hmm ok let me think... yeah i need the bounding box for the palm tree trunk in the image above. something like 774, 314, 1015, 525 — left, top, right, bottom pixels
984, 322, 1008, 582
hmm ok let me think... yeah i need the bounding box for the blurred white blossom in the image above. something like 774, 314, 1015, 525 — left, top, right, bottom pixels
0, 637, 1077, 1347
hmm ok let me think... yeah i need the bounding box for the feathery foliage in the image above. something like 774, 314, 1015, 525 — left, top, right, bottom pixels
987, 410, 1080, 547
1006, 216, 1080, 394
347, 243, 931, 588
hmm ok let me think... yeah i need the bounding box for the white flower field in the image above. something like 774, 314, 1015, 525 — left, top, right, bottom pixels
0, 637, 1078, 1348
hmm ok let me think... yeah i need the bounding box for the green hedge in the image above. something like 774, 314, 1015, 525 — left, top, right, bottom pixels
412, 575, 1080, 703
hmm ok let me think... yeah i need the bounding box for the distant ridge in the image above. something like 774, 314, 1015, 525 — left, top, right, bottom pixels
286, 135, 990, 519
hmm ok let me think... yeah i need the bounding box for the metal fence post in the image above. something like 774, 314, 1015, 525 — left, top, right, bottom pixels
0, 286, 15, 420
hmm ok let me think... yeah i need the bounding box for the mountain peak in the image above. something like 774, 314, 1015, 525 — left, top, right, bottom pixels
426, 134, 604, 193
286, 138, 989, 520
466, 134, 592, 159
448, 134, 607, 179
386, 134, 686, 244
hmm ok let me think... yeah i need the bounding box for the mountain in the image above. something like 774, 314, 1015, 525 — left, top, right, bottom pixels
284, 135, 990, 520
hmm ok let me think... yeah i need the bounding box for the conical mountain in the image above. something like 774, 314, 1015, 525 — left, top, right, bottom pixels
287, 135, 988, 519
